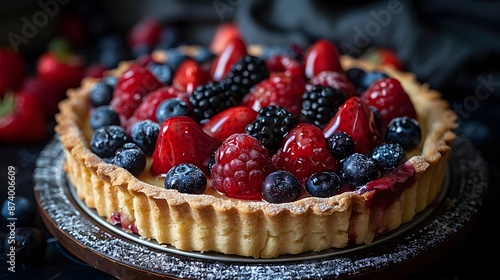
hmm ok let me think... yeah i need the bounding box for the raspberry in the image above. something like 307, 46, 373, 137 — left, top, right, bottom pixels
211, 133, 274, 200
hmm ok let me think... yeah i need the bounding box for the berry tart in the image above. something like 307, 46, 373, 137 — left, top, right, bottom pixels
55, 39, 457, 258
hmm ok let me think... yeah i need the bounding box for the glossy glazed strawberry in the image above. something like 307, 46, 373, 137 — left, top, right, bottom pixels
308, 71, 358, 99
209, 23, 241, 54
242, 73, 305, 116
212, 133, 274, 200
323, 97, 380, 155
303, 39, 343, 79
0, 94, 48, 144
210, 37, 247, 81
110, 64, 163, 119
172, 59, 209, 94
272, 123, 338, 184
126, 86, 189, 132
361, 77, 416, 130
151, 116, 218, 176
265, 55, 304, 80
202, 106, 258, 143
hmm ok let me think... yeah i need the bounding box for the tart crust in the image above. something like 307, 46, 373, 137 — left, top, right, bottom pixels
55, 51, 457, 258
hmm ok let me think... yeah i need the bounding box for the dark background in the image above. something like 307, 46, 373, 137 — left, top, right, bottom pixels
1, 0, 499, 279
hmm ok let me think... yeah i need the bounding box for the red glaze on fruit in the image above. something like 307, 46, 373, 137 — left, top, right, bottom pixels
126, 86, 189, 132
0, 49, 26, 97
212, 133, 274, 200
308, 71, 358, 99
202, 106, 258, 143
272, 123, 338, 184
151, 116, 218, 176
173, 59, 209, 94
110, 64, 163, 119
36, 51, 84, 89
323, 97, 380, 155
209, 23, 241, 54
0, 94, 48, 144
265, 55, 304, 80
210, 37, 247, 81
242, 73, 305, 116
303, 39, 343, 79
361, 77, 417, 130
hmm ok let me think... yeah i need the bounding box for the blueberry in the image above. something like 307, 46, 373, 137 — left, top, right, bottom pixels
156, 98, 192, 124
5, 227, 47, 263
193, 46, 215, 64
113, 143, 146, 176
89, 106, 120, 130
102, 76, 118, 88
341, 153, 381, 187
370, 143, 406, 171
90, 125, 129, 158
147, 62, 172, 85
262, 171, 302, 203
358, 71, 389, 92
385, 117, 421, 150
130, 120, 160, 155
327, 132, 355, 159
164, 163, 207, 194
165, 48, 189, 71
89, 81, 114, 107
305, 172, 342, 197
1, 196, 35, 226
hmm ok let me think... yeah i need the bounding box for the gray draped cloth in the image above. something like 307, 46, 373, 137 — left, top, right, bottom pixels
235, 0, 500, 99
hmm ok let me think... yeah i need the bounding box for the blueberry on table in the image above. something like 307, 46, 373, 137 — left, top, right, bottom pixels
1, 196, 35, 226
113, 143, 146, 176
90, 125, 129, 158
305, 172, 342, 198
164, 163, 207, 194
340, 153, 381, 187
262, 171, 302, 203
130, 120, 160, 156
385, 117, 422, 150
89, 105, 120, 130
370, 143, 406, 171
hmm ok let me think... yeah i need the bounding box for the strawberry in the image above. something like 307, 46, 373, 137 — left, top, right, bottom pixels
265, 55, 304, 80
209, 23, 240, 54
272, 123, 338, 184
242, 73, 305, 116
172, 59, 209, 94
303, 39, 343, 79
323, 97, 380, 155
36, 51, 84, 90
202, 106, 258, 143
308, 71, 358, 99
110, 64, 163, 119
361, 77, 417, 130
126, 86, 189, 132
151, 116, 219, 176
128, 17, 163, 50
0, 49, 26, 98
0, 93, 48, 144
362, 48, 404, 71
209, 37, 247, 81
20, 77, 65, 117
212, 133, 274, 200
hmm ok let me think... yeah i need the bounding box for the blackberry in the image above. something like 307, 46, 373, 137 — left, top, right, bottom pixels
340, 153, 381, 187
90, 125, 129, 158
262, 171, 302, 203
89, 81, 114, 107
370, 143, 406, 171
156, 98, 192, 124
113, 143, 146, 176
224, 55, 269, 99
305, 172, 342, 198
245, 105, 298, 152
164, 163, 207, 194
385, 117, 421, 150
89, 106, 120, 130
327, 132, 355, 159
130, 120, 160, 155
189, 81, 239, 123
301, 85, 346, 126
